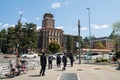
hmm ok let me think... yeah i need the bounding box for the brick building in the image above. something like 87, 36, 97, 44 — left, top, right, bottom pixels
38, 13, 63, 52
92, 37, 115, 51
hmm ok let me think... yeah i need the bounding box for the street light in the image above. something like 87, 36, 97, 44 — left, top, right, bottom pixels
78, 20, 81, 64
86, 8, 92, 61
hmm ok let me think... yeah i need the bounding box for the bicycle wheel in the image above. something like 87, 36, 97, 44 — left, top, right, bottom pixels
23, 67, 28, 74
9, 70, 16, 78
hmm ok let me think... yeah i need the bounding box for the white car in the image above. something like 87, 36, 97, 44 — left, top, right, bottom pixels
21, 52, 38, 58
55, 53, 63, 59
48, 54, 56, 60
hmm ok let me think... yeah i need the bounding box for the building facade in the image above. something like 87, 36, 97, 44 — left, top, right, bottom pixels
38, 13, 63, 52
92, 37, 115, 51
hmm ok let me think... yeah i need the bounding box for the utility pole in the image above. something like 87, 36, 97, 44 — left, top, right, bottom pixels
78, 20, 81, 64
87, 8, 92, 62
16, 14, 22, 56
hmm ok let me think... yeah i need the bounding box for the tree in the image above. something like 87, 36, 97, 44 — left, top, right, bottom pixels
66, 35, 73, 52
111, 21, 120, 50
48, 41, 60, 54
7, 27, 16, 54
24, 23, 38, 51
94, 42, 105, 49
83, 37, 90, 48
0, 29, 7, 53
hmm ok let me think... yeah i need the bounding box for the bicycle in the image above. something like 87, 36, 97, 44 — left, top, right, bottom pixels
9, 60, 28, 78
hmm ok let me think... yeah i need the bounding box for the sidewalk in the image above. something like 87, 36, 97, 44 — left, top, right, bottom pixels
1, 60, 120, 80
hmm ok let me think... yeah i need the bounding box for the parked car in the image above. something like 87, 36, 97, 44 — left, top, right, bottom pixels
55, 53, 63, 59
48, 54, 56, 60
21, 52, 38, 58
76, 54, 87, 59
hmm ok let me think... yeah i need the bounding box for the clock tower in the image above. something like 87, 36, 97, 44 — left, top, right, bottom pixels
38, 13, 63, 52
42, 13, 54, 28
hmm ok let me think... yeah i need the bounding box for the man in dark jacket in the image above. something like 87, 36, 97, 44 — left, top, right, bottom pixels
48, 55, 52, 69
39, 52, 47, 76
56, 55, 61, 67
69, 52, 74, 67
62, 53, 67, 70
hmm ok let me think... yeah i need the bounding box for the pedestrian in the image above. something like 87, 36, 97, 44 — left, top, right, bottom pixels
69, 52, 74, 67
48, 55, 52, 69
16, 55, 22, 75
39, 52, 47, 76
56, 55, 61, 67
62, 53, 67, 70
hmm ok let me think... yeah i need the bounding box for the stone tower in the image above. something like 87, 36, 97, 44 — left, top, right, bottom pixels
38, 13, 63, 52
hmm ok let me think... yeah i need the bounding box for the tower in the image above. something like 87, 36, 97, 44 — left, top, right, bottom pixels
42, 13, 54, 28
38, 13, 63, 52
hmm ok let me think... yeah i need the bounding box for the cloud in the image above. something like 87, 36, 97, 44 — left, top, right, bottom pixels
21, 17, 26, 22
64, 1, 69, 5
81, 27, 87, 30
18, 10, 24, 15
51, 2, 61, 9
37, 26, 42, 30
91, 24, 110, 29
56, 26, 64, 29
0, 23, 15, 29
101, 24, 109, 28
36, 17, 40, 21
0, 23, 2, 26
3, 24, 9, 27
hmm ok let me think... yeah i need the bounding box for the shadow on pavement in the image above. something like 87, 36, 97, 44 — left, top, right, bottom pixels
116, 67, 120, 71
29, 75, 40, 77
54, 69, 63, 71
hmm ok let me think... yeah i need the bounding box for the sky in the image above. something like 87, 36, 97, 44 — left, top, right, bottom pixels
0, 0, 120, 38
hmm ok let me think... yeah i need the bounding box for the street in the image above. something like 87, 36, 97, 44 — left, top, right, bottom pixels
0, 58, 120, 80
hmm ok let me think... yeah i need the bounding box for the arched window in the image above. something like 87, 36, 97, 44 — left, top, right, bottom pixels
52, 31, 54, 36
49, 30, 51, 35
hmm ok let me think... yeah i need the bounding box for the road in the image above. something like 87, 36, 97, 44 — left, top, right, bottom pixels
0, 58, 120, 80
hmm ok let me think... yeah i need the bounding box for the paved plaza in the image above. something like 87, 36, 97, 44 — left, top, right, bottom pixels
1, 59, 120, 80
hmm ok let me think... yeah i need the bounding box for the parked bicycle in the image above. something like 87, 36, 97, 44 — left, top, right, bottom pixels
9, 59, 28, 78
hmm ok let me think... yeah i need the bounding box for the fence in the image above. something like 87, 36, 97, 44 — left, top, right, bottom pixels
27, 59, 40, 70
0, 63, 10, 78
0, 59, 40, 78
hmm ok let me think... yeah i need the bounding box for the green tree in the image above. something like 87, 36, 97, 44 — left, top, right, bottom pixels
24, 23, 38, 51
48, 41, 60, 54
94, 42, 105, 49
7, 27, 16, 54
83, 37, 90, 48
66, 35, 73, 52
0, 29, 7, 53
111, 21, 120, 50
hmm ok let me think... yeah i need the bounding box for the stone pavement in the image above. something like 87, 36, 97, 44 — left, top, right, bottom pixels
1, 60, 120, 80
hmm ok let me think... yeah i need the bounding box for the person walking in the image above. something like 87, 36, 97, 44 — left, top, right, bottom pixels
62, 53, 67, 70
69, 52, 74, 67
56, 55, 61, 67
16, 55, 22, 75
48, 55, 52, 69
39, 52, 47, 76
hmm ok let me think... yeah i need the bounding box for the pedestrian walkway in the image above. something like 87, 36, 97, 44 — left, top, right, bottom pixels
1, 60, 120, 80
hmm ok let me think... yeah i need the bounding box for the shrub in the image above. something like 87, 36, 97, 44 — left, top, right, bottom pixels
95, 59, 101, 63
116, 50, 120, 59
101, 59, 109, 62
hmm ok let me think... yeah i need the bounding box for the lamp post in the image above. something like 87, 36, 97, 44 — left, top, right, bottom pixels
86, 8, 92, 61
78, 20, 81, 64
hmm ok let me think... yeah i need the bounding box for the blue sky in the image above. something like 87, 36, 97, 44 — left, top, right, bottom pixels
0, 0, 120, 38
